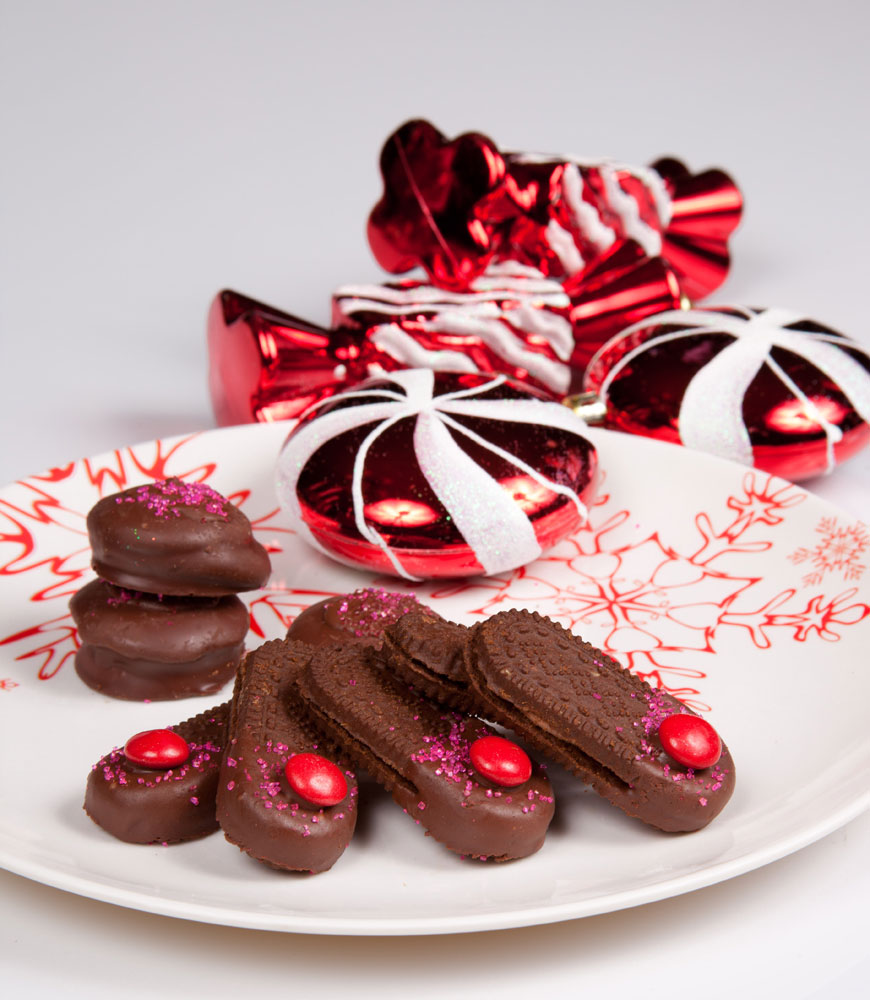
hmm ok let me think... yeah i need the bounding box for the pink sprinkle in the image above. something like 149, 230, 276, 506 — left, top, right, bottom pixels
699, 797, 708, 807
226, 780, 235, 791
417, 801, 426, 810
190, 796, 199, 805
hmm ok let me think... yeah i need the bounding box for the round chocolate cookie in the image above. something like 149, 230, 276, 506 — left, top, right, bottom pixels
286, 587, 427, 649
70, 579, 248, 700
87, 478, 271, 596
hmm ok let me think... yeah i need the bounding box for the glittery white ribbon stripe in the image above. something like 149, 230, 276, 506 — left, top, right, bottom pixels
598, 308, 870, 472
276, 368, 592, 580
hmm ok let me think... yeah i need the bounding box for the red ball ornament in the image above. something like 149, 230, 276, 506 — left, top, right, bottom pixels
582, 306, 870, 481
334, 243, 681, 399
124, 729, 190, 769
658, 714, 722, 770
284, 753, 348, 807
469, 735, 532, 787
275, 369, 599, 580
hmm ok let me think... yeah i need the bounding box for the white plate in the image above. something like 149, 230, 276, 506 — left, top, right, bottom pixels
1, 423, 868, 936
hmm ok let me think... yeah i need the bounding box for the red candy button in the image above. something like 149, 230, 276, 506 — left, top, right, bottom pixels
285, 753, 348, 807
124, 729, 190, 769
469, 735, 532, 787
658, 714, 722, 769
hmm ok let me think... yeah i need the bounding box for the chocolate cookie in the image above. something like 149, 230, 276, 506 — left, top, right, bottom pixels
84, 702, 229, 844
216, 639, 358, 873
287, 587, 426, 648
70, 579, 247, 700
87, 478, 271, 596
465, 610, 735, 832
380, 608, 471, 707
293, 642, 555, 861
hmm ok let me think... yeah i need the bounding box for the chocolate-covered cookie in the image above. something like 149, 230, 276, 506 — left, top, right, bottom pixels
87, 478, 271, 596
287, 587, 426, 648
465, 610, 735, 832
293, 642, 555, 861
380, 608, 471, 707
70, 579, 247, 700
216, 639, 358, 873
84, 703, 228, 844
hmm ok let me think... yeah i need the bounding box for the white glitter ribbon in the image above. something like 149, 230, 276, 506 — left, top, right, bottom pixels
598, 307, 870, 472
276, 369, 591, 580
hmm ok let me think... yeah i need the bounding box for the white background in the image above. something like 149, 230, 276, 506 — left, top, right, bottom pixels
1, 1, 868, 996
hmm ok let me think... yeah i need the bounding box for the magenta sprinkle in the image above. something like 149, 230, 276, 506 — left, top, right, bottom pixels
335, 587, 423, 638
120, 478, 229, 520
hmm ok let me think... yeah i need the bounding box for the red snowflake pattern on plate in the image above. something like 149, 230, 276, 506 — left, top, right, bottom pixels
0, 425, 868, 720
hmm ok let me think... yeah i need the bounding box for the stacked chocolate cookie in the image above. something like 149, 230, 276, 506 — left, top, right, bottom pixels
70, 478, 271, 700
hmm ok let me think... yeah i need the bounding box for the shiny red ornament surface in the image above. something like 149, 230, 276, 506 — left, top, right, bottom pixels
469, 735, 532, 787
367, 119, 506, 291
124, 729, 190, 769
284, 752, 348, 807
275, 370, 599, 580
333, 243, 680, 399
207, 290, 374, 425
583, 306, 870, 481
657, 714, 722, 770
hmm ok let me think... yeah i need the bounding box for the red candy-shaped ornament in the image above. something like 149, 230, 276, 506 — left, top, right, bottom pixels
284, 753, 348, 807
469, 735, 532, 787
582, 306, 870, 481
275, 369, 599, 580
658, 714, 722, 770
124, 729, 190, 769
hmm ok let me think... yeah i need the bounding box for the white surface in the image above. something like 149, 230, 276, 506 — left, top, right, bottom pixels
3, 423, 868, 936
1, 0, 868, 994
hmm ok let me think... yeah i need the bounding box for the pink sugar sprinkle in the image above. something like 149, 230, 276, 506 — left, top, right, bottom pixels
417, 801, 426, 810
699, 797, 708, 806
190, 796, 199, 806
335, 587, 423, 638
125, 478, 229, 519
226, 780, 235, 791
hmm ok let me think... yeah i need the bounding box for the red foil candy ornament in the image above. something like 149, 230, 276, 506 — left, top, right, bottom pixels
367, 119, 743, 298
334, 244, 681, 399
581, 306, 870, 481
275, 370, 599, 580
367, 119, 506, 291
207, 290, 373, 425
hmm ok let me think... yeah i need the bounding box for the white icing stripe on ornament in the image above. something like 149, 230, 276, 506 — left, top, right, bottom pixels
561, 162, 617, 253
596, 164, 662, 258
421, 312, 572, 393
414, 412, 542, 574
545, 218, 585, 274
512, 153, 674, 229
599, 308, 870, 471
501, 302, 574, 360
369, 324, 480, 374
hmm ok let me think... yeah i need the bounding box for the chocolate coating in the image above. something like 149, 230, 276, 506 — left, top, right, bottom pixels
294, 643, 554, 861
74, 642, 242, 701
84, 703, 228, 844
70, 580, 248, 700
466, 610, 735, 832
87, 478, 271, 595
287, 588, 427, 649
216, 640, 358, 873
